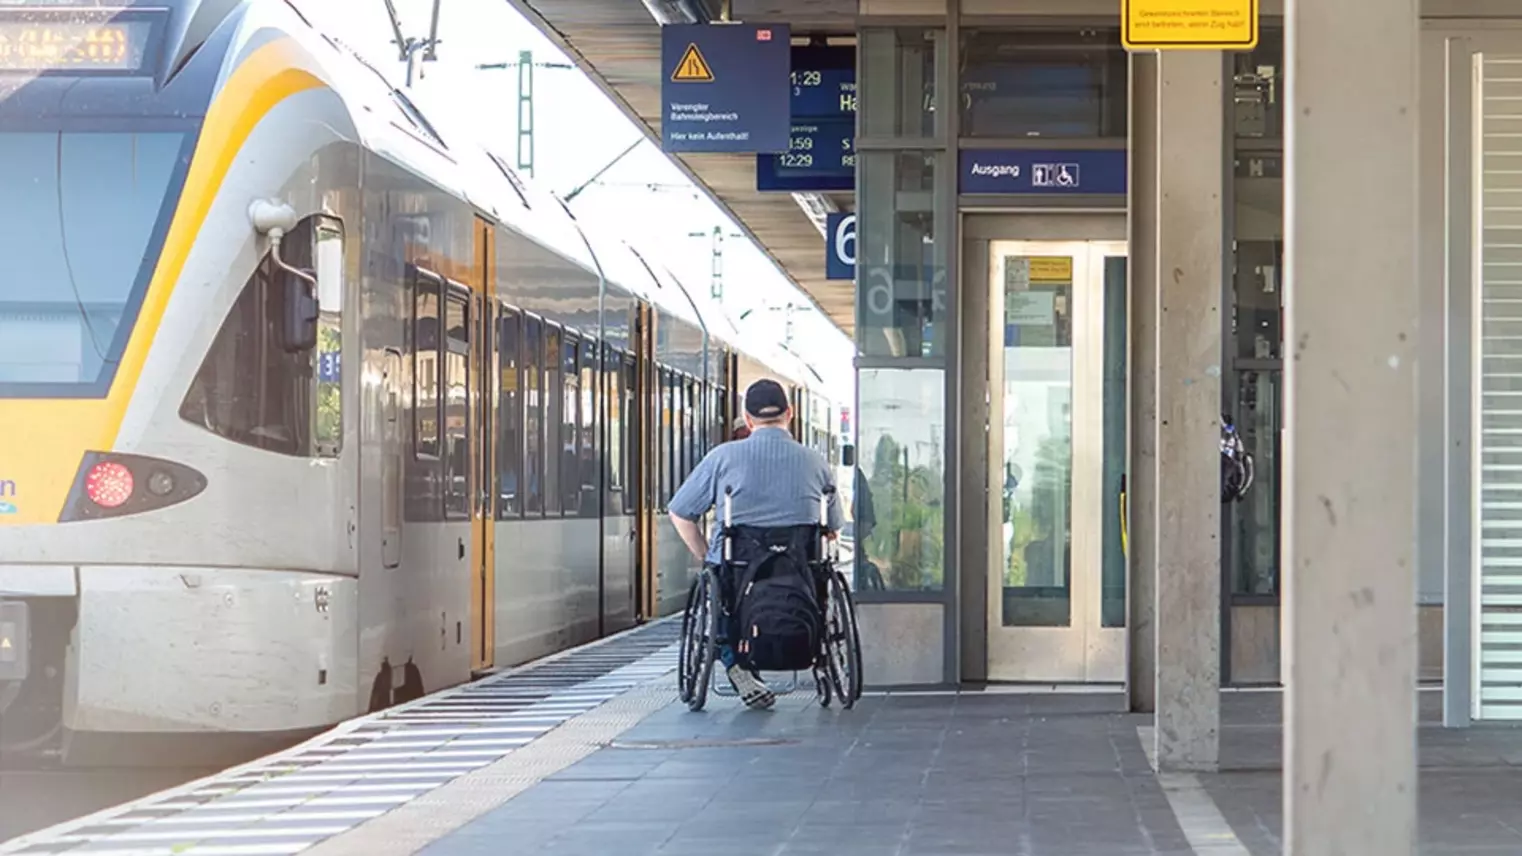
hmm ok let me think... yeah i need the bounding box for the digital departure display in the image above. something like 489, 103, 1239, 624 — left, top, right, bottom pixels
0, 19, 151, 72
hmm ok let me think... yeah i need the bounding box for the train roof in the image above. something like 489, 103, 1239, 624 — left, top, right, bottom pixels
250, 1, 810, 383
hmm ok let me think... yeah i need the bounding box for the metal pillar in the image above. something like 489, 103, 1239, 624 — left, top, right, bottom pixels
1127, 51, 1160, 715
1282, 0, 1419, 850
1442, 36, 1474, 729
1152, 50, 1223, 772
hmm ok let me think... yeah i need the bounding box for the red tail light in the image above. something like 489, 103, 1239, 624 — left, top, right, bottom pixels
85, 462, 134, 508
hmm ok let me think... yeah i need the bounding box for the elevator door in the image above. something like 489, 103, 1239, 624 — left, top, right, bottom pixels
986, 240, 1128, 683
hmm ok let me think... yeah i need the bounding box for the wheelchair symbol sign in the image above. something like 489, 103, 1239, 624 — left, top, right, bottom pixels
1031, 163, 1080, 189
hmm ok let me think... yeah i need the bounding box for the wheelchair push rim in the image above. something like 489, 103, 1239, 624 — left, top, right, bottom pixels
679, 570, 720, 711
824, 569, 864, 708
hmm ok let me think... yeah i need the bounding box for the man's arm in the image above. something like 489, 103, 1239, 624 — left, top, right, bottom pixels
669, 512, 709, 563
823, 465, 846, 535
668, 452, 719, 563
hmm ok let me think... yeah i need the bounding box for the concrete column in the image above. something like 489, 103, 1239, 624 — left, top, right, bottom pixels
1282, 0, 1419, 851
1127, 51, 1160, 715
1152, 50, 1223, 772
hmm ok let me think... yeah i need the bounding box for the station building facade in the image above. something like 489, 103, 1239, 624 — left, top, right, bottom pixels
849, 1, 1517, 719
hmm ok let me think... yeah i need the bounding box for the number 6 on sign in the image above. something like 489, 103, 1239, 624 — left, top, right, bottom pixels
827, 212, 855, 281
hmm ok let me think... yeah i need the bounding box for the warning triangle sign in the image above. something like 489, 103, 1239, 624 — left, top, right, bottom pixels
0, 637, 10, 650
671, 43, 714, 83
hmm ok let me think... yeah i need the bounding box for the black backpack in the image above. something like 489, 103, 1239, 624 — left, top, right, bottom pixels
727, 525, 824, 673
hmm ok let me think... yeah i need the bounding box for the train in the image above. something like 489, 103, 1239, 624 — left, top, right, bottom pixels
0, 0, 835, 765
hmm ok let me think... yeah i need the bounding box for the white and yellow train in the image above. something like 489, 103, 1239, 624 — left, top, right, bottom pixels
0, 0, 834, 764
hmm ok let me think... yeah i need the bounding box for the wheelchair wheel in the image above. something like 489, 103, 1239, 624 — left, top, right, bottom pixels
824, 568, 863, 708
678, 569, 720, 712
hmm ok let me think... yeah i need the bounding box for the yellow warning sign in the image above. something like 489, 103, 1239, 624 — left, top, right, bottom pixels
1121, 0, 1258, 51
0, 637, 10, 650
671, 43, 714, 83
1028, 257, 1074, 283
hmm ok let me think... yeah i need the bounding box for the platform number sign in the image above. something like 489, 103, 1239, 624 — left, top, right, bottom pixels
827, 212, 855, 281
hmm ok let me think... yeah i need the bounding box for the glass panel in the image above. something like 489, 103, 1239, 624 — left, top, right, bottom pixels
313, 223, 343, 458
1101, 256, 1127, 627
622, 356, 637, 515
1233, 153, 1283, 361
443, 350, 469, 520
958, 29, 1127, 139
413, 279, 440, 459
1229, 371, 1280, 595
998, 253, 1073, 627
561, 334, 579, 515
179, 218, 320, 458
859, 27, 938, 140
0, 131, 189, 396
524, 317, 543, 515
606, 346, 624, 504
1227, 29, 1283, 602
858, 150, 947, 358
1232, 31, 1283, 142
855, 368, 945, 592
497, 309, 521, 518
544, 326, 561, 515
579, 339, 596, 517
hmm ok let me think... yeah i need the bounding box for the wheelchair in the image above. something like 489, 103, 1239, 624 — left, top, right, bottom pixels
677, 486, 863, 712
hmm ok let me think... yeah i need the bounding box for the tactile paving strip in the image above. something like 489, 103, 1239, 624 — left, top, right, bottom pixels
1, 620, 680, 856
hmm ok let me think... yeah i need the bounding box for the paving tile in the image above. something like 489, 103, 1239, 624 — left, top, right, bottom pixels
419, 686, 1522, 856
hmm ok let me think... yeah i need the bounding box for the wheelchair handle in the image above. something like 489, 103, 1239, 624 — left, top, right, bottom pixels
723, 486, 733, 563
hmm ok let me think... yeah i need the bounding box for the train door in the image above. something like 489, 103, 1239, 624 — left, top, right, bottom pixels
470, 219, 496, 672
633, 303, 658, 620
600, 338, 638, 634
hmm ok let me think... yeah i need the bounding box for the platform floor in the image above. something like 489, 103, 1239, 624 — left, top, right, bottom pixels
11, 622, 1522, 856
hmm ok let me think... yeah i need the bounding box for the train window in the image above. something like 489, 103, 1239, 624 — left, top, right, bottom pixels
561, 331, 580, 516
579, 337, 597, 517
659, 368, 673, 508
443, 290, 471, 520
544, 325, 562, 516
606, 346, 624, 503
715, 384, 726, 447
413, 273, 442, 459
524, 316, 544, 515
479, 299, 494, 521
313, 221, 344, 457
497, 307, 522, 519
180, 215, 342, 459
684, 378, 696, 480
622, 354, 637, 516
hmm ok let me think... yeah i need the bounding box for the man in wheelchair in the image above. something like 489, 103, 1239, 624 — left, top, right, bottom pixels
669, 379, 845, 709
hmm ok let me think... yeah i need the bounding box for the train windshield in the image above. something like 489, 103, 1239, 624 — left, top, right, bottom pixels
0, 129, 190, 397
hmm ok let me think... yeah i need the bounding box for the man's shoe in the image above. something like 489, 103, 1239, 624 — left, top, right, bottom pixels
727, 665, 776, 709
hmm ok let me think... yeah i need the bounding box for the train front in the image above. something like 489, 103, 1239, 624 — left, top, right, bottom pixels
0, 2, 357, 764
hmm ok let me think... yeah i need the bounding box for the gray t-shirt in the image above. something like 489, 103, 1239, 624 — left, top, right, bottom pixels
669, 426, 844, 564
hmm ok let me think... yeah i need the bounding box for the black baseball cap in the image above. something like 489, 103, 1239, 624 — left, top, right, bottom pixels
744, 379, 790, 419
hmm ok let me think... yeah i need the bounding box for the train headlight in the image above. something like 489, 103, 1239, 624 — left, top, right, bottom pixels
147, 471, 176, 497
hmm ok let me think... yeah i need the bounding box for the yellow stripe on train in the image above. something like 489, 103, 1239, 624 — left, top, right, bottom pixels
0, 38, 326, 525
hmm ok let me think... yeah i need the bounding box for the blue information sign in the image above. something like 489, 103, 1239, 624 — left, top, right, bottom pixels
959, 149, 1128, 195
826, 212, 855, 281
757, 119, 854, 192
757, 45, 856, 192
661, 23, 791, 154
